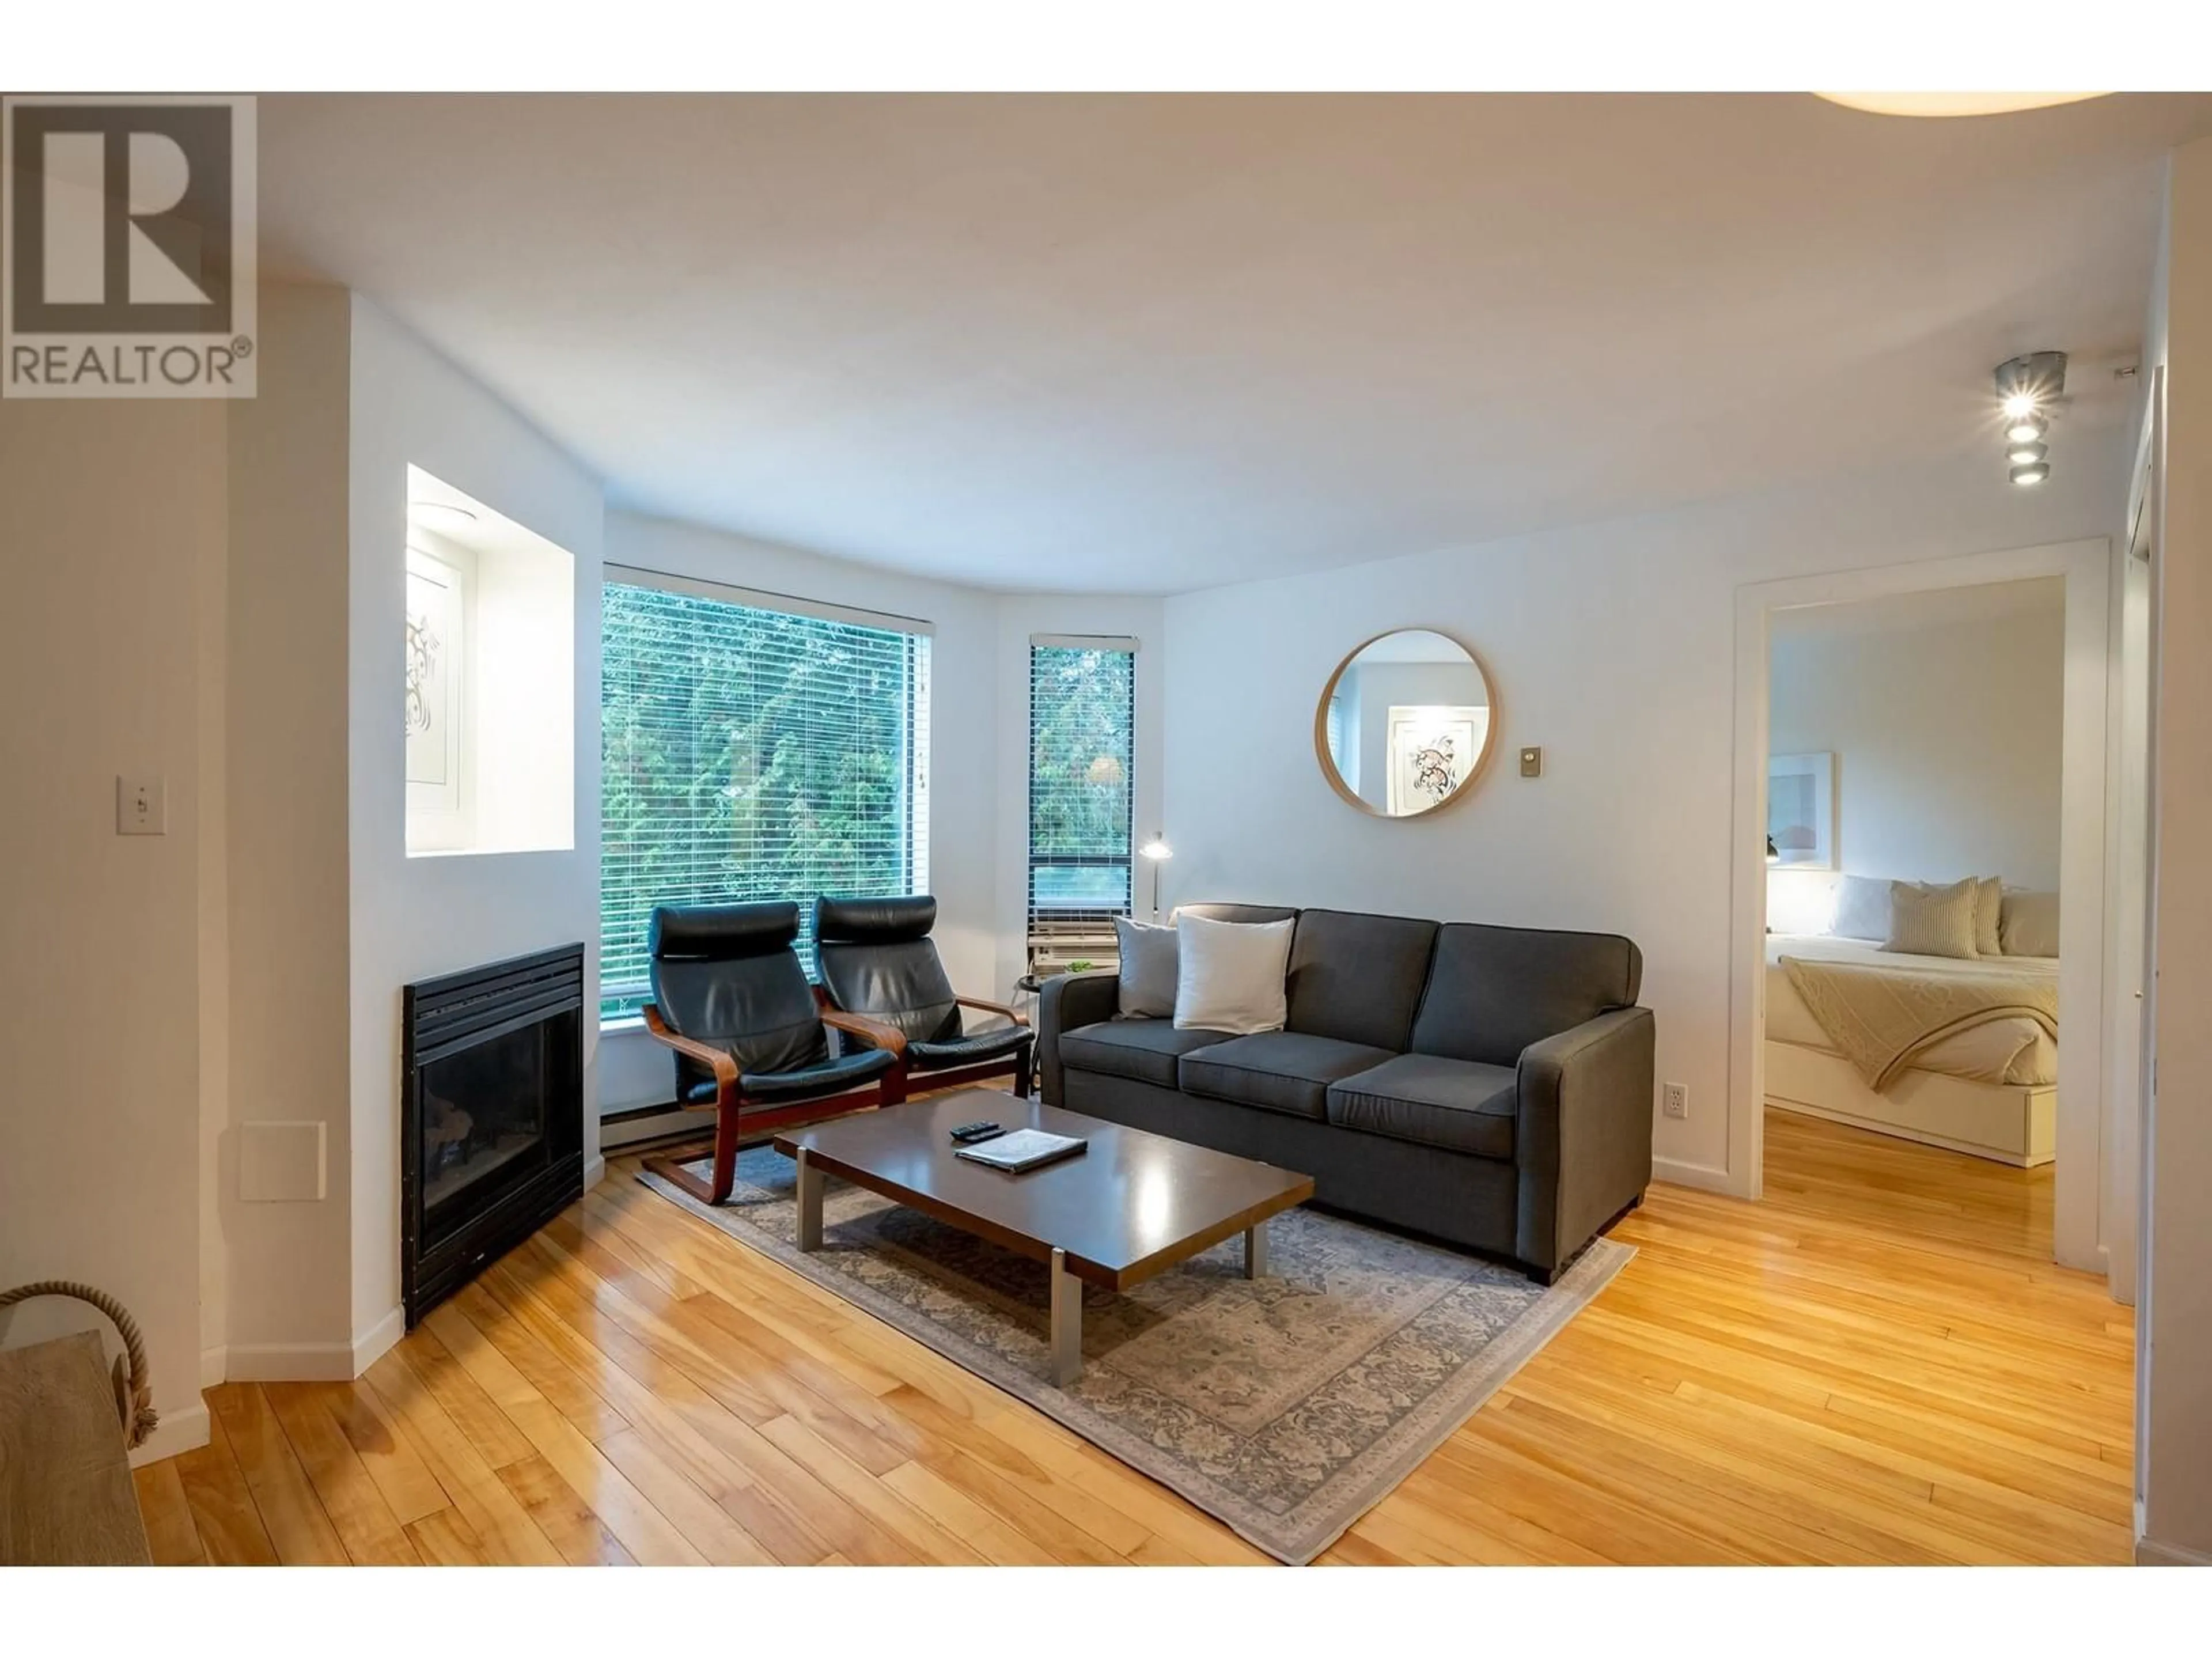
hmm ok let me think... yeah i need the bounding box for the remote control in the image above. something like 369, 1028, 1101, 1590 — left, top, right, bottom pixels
950, 1121, 1003, 1143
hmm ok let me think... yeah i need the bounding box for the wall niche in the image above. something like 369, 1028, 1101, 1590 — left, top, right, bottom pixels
404, 463, 575, 858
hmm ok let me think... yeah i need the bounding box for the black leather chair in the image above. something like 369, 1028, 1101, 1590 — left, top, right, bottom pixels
814, 896, 1034, 1101
642, 900, 899, 1205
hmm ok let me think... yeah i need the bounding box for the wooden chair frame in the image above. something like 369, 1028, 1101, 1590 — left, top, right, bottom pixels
641, 1001, 906, 1206
813, 988, 1035, 1105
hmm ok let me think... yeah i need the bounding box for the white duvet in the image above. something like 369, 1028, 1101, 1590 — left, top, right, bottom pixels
1764, 933, 2059, 1087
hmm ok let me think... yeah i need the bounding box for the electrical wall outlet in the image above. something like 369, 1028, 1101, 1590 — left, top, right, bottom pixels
1662, 1082, 1690, 1120
116, 773, 166, 835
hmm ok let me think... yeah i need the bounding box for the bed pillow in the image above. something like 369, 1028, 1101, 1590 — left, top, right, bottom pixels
1173, 913, 1294, 1035
1883, 877, 1981, 960
1830, 874, 1893, 942
2001, 890, 2061, 957
1972, 874, 2003, 957
1112, 916, 1179, 1018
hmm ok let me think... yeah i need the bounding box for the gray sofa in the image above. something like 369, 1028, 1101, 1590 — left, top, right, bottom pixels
1035, 903, 1654, 1282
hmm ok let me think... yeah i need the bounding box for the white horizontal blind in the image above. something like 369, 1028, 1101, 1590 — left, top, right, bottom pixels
1028, 641, 1136, 934
601, 576, 931, 1020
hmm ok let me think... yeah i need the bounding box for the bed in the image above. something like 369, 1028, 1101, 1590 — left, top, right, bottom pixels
1764, 933, 2057, 1165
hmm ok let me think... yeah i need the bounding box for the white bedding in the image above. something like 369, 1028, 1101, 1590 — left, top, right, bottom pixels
1764, 934, 2059, 1087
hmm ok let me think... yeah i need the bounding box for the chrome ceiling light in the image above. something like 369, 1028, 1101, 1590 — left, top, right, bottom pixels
1995, 351, 2067, 486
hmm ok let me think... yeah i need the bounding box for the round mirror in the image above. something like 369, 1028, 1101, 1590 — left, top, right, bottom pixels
1315, 628, 1496, 817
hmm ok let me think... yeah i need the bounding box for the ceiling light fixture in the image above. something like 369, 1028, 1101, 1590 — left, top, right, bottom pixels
1993, 352, 2067, 486
1813, 92, 2109, 118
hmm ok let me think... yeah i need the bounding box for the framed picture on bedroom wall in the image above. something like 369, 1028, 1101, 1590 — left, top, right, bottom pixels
1768, 751, 1836, 869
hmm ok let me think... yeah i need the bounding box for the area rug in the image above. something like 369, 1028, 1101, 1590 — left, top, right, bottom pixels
638, 1145, 1631, 1564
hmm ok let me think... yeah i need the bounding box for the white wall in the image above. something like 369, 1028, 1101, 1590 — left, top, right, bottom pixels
1161, 440, 2127, 1184
0, 396, 226, 1460
347, 298, 605, 1354
220, 284, 357, 1372
2139, 135, 2212, 1566
1768, 596, 2065, 892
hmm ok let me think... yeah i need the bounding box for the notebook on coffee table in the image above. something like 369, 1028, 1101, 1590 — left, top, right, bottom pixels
955, 1127, 1087, 1172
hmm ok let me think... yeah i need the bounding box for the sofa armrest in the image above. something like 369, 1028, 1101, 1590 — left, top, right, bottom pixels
1514, 1006, 1656, 1278
1036, 970, 1121, 1104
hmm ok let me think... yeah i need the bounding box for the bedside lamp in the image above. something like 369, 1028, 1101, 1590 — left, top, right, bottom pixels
1139, 834, 1173, 917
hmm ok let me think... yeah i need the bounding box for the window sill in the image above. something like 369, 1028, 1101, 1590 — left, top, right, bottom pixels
600, 1014, 646, 1036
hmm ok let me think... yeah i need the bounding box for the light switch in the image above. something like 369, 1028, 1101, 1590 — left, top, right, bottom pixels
116, 774, 166, 835
1519, 747, 1543, 778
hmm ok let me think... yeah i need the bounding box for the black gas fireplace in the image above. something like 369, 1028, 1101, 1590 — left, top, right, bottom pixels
401, 944, 585, 1326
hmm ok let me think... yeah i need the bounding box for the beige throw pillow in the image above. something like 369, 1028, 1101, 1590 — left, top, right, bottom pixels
1883, 877, 1981, 960
1173, 914, 1294, 1034
1972, 874, 2003, 957
2000, 890, 2061, 957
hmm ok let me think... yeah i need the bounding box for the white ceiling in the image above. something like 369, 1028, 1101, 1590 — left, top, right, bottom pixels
257, 93, 2212, 596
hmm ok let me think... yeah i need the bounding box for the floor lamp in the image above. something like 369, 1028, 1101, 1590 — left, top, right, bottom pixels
1139, 834, 1173, 918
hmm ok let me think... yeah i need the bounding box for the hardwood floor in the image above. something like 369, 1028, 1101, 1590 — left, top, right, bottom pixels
135, 1107, 2135, 1565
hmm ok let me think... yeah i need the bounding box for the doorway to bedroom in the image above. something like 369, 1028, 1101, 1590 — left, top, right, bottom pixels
1758, 578, 2066, 1258
1729, 533, 2137, 1300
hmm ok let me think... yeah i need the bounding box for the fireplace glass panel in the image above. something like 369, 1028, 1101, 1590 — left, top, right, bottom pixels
418, 1016, 565, 1248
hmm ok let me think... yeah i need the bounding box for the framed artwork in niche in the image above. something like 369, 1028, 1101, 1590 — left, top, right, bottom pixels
1385, 705, 1490, 816
1767, 751, 1836, 869
406, 537, 470, 850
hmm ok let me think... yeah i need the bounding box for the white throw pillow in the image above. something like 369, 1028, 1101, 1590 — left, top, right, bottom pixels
1112, 916, 1179, 1018
1830, 874, 1892, 942
1173, 913, 1294, 1035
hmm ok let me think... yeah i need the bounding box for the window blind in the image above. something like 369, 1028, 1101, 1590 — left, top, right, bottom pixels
600, 574, 931, 1021
1028, 640, 1136, 939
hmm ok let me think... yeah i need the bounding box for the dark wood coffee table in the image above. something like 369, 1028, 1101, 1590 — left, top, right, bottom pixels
773, 1090, 1315, 1384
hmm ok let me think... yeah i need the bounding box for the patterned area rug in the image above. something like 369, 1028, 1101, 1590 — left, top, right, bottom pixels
638, 1145, 1631, 1564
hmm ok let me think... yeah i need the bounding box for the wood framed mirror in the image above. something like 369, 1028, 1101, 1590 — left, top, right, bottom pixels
1314, 628, 1497, 817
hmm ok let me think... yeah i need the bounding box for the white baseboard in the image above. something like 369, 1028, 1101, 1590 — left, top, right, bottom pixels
597, 1106, 700, 1150
222, 1338, 358, 1381
583, 1153, 606, 1190
2135, 1535, 2212, 1566
129, 1403, 210, 1468
1652, 1156, 1734, 1194
199, 1344, 227, 1390
222, 1305, 404, 1382
350, 1305, 404, 1373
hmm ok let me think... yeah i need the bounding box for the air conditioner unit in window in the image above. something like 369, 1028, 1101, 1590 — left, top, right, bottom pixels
1025, 918, 1122, 979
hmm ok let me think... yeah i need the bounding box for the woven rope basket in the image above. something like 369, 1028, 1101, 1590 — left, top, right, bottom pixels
0, 1282, 159, 1449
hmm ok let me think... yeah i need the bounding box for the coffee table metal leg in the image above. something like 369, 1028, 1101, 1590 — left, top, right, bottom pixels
1244, 1219, 1269, 1279
1048, 1247, 1082, 1385
795, 1149, 824, 1252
